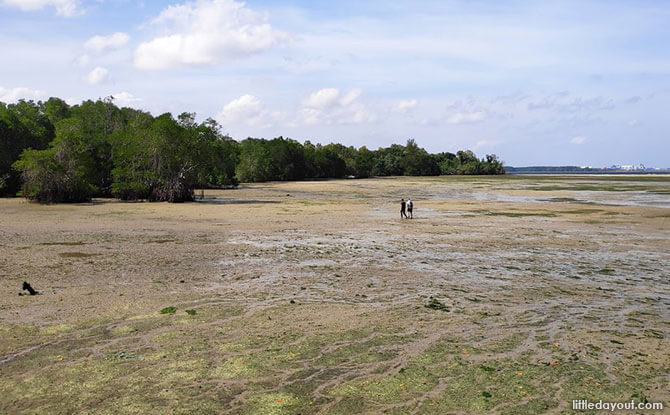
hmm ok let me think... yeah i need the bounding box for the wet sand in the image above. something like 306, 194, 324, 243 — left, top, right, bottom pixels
1, 175, 668, 414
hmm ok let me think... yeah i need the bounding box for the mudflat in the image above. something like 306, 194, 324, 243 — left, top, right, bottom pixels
1, 175, 668, 414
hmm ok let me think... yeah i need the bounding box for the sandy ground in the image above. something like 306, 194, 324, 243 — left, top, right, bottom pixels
0, 175, 668, 414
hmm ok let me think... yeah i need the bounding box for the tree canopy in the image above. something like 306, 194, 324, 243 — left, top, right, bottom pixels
1, 97, 504, 203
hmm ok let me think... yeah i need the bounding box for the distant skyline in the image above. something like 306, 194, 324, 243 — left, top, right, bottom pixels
1, 0, 669, 167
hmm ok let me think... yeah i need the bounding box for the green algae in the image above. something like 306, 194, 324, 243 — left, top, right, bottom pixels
242, 392, 302, 415
331, 363, 438, 405
160, 306, 177, 314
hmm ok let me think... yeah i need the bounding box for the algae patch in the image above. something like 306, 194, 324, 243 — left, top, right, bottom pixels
160, 306, 177, 314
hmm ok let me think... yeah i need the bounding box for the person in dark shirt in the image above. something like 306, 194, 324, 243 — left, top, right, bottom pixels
400, 198, 408, 219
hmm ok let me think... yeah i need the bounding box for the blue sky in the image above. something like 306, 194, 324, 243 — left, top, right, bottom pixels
1, 0, 668, 167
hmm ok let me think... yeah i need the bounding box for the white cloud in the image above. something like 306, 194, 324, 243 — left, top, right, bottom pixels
1, 0, 80, 16
75, 54, 91, 66
134, 0, 286, 70
446, 111, 485, 124
111, 92, 142, 107
85, 67, 109, 84
559, 96, 615, 113
280, 55, 333, 73
528, 93, 615, 113
84, 32, 130, 53
0, 86, 47, 103
300, 88, 375, 125
348, 108, 376, 124
218, 94, 262, 123
393, 99, 418, 113
216, 94, 280, 128
526, 91, 570, 110
474, 140, 501, 150
303, 88, 340, 109
627, 119, 640, 127
339, 89, 361, 106
217, 91, 375, 131
570, 135, 587, 145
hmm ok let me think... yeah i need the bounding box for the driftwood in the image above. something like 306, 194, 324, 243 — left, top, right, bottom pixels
21, 282, 39, 295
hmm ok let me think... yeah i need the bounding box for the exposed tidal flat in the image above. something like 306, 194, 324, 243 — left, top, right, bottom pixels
0, 175, 668, 414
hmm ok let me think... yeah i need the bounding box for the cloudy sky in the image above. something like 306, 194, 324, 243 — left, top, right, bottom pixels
1, 0, 668, 166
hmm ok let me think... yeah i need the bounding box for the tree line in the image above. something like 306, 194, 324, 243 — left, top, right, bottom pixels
1, 98, 504, 203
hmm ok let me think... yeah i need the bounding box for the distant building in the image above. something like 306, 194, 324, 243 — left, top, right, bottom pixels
620, 164, 646, 171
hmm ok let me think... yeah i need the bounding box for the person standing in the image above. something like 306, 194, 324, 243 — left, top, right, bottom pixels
400, 198, 408, 219
407, 199, 413, 219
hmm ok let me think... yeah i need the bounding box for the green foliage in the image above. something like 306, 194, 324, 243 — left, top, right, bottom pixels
198, 118, 239, 187
237, 137, 310, 182
145, 113, 197, 202
12, 119, 97, 203
372, 144, 405, 176
434, 152, 458, 174
402, 139, 441, 176
0, 100, 54, 195
311, 144, 347, 178
434, 151, 504, 175
268, 137, 307, 180
69, 98, 124, 195
1, 96, 504, 203
111, 112, 231, 202
109, 108, 155, 200
320, 142, 357, 177
457, 150, 478, 164
44, 97, 71, 125
354, 146, 375, 178
236, 138, 274, 182
483, 154, 505, 174
234, 137, 507, 182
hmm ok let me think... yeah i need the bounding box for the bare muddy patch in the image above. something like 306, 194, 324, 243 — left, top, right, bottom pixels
0, 175, 668, 414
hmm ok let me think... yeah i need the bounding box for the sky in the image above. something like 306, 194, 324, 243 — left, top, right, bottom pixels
1, 0, 669, 167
